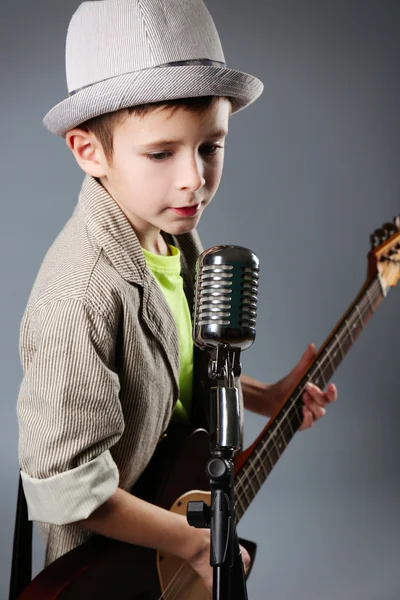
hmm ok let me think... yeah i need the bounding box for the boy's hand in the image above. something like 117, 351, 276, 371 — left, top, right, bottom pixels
187, 529, 250, 591
267, 343, 337, 430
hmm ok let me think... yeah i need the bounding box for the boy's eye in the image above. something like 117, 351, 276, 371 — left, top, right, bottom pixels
147, 151, 171, 161
200, 144, 223, 154
146, 144, 223, 161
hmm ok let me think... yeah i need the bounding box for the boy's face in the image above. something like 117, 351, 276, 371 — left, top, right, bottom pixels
69, 98, 231, 251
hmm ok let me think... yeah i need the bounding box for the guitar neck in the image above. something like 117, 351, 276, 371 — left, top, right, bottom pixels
234, 274, 386, 521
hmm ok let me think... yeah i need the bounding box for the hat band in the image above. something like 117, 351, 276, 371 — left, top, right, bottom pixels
69, 58, 227, 96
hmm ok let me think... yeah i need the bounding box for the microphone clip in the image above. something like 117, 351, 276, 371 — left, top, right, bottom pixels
207, 344, 242, 386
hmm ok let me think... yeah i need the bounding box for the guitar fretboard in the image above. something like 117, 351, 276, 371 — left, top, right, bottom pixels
234, 275, 385, 521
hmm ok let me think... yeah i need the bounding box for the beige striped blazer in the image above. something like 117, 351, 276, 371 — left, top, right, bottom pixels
17, 175, 236, 566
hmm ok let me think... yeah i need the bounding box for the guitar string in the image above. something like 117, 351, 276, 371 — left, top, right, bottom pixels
157, 277, 383, 599
156, 560, 198, 600
234, 277, 382, 512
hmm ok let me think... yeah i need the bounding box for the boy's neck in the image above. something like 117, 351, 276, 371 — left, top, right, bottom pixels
141, 232, 171, 256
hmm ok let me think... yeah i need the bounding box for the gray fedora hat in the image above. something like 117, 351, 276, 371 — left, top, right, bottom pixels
43, 0, 264, 137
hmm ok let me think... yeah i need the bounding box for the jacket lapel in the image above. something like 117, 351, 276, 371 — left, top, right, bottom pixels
78, 175, 208, 406
79, 175, 183, 396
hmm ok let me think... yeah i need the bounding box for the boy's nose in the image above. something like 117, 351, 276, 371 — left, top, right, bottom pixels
176, 157, 206, 192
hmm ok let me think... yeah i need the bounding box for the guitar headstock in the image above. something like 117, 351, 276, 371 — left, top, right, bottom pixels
369, 216, 400, 291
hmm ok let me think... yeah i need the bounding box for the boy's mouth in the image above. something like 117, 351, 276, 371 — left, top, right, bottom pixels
169, 204, 200, 217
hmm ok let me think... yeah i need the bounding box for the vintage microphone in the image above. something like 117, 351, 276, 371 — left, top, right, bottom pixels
192, 245, 258, 350
187, 245, 259, 600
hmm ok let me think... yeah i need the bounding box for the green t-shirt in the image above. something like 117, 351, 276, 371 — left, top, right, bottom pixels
142, 243, 193, 424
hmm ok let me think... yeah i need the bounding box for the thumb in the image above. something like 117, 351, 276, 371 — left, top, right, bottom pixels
290, 343, 316, 378
277, 343, 317, 396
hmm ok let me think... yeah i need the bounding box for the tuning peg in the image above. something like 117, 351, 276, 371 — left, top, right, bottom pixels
394, 216, 400, 230
382, 222, 397, 236
370, 233, 381, 248
375, 228, 388, 242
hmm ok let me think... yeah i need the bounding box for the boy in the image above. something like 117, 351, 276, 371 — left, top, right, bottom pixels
17, 0, 337, 590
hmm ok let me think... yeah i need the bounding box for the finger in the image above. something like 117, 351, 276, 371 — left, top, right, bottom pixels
306, 381, 337, 404
298, 405, 314, 431
306, 342, 316, 356
303, 394, 326, 420
240, 545, 251, 572
300, 343, 317, 366
305, 382, 331, 407
295, 343, 317, 375
327, 383, 337, 402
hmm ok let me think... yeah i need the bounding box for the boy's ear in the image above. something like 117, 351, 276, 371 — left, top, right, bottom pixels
65, 128, 107, 177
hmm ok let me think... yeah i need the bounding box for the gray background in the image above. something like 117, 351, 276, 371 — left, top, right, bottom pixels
1, 0, 399, 598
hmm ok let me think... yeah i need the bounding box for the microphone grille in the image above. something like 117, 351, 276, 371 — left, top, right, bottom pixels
193, 246, 259, 350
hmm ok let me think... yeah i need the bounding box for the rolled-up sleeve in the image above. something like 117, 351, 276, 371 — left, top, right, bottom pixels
17, 299, 124, 525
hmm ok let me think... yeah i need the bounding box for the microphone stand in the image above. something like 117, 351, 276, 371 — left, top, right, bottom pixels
187, 343, 248, 600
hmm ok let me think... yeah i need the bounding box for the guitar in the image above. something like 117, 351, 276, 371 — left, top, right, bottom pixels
18, 217, 400, 600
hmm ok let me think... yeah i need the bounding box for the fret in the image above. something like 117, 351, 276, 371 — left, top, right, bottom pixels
275, 433, 286, 454
342, 325, 353, 353
310, 363, 324, 389
283, 407, 295, 437
345, 319, 355, 344
256, 451, 269, 480
327, 345, 335, 374
240, 479, 253, 505
236, 477, 253, 516
275, 419, 288, 450
236, 493, 245, 516
292, 404, 302, 430
329, 339, 341, 370
350, 309, 364, 342
262, 442, 276, 472
270, 427, 283, 459
358, 295, 370, 323
263, 441, 280, 472
355, 304, 364, 329
291, 401, 303, 429
366, 288, 375, 313
318, 361, 327, 387
253, 455, 265, 487
364, 280, 384, 321
335, 333, 345, 360
236, 458, 262, 511
246, 471, 257, 497
253, 450, 269, 485
320, 346, 335, 383
339, 323, 352, 355
279, 422, 290, 446
283, 403, 297, 436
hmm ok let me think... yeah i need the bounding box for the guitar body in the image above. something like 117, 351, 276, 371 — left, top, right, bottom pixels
19, 428, 256, 600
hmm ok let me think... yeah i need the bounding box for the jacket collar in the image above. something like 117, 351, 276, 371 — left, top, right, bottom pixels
78, 175, 147, 284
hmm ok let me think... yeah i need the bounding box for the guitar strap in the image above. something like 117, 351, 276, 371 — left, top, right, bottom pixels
8, 473, 32, 600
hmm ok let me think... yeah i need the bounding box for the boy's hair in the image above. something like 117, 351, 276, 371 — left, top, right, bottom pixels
78, 95, 232, 164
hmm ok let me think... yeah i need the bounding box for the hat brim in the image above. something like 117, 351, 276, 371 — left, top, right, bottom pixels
43, 65, 264, 137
